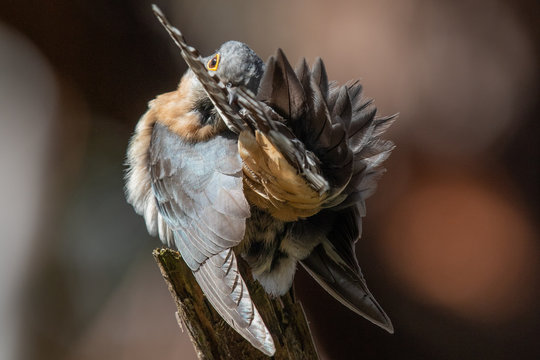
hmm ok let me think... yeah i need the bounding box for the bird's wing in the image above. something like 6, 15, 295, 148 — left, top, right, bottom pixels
149, 123, 275, 356
301, 207, 394, 333
152, 5, 246, 133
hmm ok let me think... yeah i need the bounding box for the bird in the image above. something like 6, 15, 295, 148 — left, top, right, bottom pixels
125, 5, 396, 356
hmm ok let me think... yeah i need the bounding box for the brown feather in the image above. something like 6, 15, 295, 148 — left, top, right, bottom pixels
153, 72, 223, 142
238, 130, 327, 221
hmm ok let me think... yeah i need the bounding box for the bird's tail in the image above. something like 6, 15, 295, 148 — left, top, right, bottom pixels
301, 240, 394, 333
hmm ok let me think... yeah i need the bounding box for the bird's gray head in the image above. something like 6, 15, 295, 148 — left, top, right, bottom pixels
202, 41, 264, 94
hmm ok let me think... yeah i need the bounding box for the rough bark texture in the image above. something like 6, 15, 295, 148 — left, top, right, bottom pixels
153, 248, 320, 360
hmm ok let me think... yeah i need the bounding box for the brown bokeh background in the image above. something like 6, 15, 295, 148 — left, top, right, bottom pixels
0, 1, 538, 359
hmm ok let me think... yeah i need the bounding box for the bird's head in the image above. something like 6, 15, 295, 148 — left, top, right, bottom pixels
151, 6, 264, 133
202, 41, 264, 94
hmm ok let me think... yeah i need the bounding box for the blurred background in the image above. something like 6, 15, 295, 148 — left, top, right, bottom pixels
0, 0, 538, 359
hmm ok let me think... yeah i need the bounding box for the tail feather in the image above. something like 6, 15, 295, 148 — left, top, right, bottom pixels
301, 243, 394, 333
256, 49, 307, 121
331, 86, 353, 129
310, 57, 329, 100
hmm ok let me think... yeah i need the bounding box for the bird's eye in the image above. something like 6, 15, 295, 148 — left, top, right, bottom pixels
207, 54, 220, 71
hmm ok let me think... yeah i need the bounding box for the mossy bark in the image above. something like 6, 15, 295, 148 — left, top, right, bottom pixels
153, 248, 319, 360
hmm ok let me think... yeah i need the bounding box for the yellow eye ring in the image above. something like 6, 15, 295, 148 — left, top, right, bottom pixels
207, 54, 220, 71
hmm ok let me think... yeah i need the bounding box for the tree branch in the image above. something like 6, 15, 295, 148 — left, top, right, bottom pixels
153, 248, 320, 360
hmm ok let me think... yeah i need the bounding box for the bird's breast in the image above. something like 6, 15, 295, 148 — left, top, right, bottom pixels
154, 72, 226, 143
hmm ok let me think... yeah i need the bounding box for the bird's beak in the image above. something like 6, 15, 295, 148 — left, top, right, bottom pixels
227, 87, 239, 107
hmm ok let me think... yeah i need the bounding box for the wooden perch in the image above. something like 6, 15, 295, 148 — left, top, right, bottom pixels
153, 248, 320, 360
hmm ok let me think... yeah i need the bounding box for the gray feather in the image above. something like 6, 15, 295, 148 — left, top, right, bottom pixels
301, 207, 394, 333
194, 250, 276, 356
149, 123, 249, 269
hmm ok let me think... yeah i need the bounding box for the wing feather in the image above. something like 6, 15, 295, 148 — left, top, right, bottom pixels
148, 122, 275, 355
151, 5, 246, 133
149, 123, 249, 268
194, 250, 276, 356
